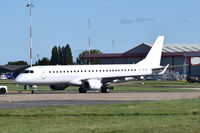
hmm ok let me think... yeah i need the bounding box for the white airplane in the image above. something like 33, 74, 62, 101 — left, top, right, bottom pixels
15, 36, 168, 94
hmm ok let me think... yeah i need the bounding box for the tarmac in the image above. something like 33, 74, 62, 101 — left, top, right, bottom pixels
1, 91, 200, 109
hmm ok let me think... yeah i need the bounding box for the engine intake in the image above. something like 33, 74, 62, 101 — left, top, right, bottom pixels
82, 79, 102, 90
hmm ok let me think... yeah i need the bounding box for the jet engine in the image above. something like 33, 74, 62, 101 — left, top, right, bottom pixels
49, 84, 68, 90
82, 79, 102, 90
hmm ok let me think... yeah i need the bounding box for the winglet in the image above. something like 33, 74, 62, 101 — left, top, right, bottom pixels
158, 64, 169, 75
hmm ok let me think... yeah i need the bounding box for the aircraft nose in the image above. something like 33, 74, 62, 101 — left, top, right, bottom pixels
15, 75, 25, 84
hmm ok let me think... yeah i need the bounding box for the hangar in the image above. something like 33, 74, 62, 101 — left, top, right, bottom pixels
0, 65, 29, 78
84, 43, 200, 77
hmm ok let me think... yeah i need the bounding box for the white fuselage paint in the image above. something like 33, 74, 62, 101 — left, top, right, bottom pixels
15, 64, 152, 86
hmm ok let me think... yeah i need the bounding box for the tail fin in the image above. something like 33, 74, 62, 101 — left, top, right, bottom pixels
136, 36, 164, 68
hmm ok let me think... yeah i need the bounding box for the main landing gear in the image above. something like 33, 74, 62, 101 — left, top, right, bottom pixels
101, 86, 110, 93
79, 87, 87, 93
78, 86, 110, 93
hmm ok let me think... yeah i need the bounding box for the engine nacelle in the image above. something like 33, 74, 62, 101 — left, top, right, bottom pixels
0, 86, 8, 94
82, 79, 102, 90
49, 84, 68, 90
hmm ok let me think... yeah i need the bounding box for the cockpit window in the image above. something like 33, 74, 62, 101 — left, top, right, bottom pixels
22, 70, 34, 74
23, 70, 29, 73
30, 70, 34, 73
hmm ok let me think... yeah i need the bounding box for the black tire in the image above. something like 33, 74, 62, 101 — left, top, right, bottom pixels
31, 90, 36, 94
0, 88, 7, 94
79, 87, 87, 93
101, 87, 110, 93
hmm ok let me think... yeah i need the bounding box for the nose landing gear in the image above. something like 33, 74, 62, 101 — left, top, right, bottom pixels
24, 85, 37, 94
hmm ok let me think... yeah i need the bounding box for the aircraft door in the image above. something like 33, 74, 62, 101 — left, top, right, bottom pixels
41, 69, 46, 79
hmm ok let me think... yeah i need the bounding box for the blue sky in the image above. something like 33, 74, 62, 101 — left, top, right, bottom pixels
0, 0, 200, 64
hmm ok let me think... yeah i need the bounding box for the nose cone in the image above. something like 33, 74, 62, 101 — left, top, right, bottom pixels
15, 74, 25, 84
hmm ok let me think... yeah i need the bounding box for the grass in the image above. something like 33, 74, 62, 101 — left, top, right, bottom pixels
1, 80, 200, 92
113, 80, 200, 92
1, 80, 200, 132
1, 99, 200, 132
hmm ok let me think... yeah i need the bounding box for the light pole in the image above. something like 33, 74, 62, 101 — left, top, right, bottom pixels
26, 2, 34, 67
88, 20, 91, 65
112, 40, 115, 53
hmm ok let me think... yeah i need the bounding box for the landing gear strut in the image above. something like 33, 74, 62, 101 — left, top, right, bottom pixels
24, 85, 37, 94
31, 89, 37, 94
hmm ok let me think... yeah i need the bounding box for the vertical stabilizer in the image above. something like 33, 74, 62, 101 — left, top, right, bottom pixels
136, 36, 164, 68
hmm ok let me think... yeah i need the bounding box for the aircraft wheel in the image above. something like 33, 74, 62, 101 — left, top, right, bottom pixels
101, 87, 110, 93
0, 88, 7, 94
31, 90, 36, 94
79, 87, 87, 93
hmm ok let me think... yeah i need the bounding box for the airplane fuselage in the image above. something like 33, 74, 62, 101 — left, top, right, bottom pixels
15, 64, 152, 85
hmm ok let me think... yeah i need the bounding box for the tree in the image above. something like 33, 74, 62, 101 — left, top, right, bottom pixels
50, 44, 73, 65
36, 57, 50, 65
61, 46, 67, 65
50, 46, 59, 65
65, 44, 73, 65
58, 46, 63, 65
76, 49, 102, 65
7, 61, 28, 65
